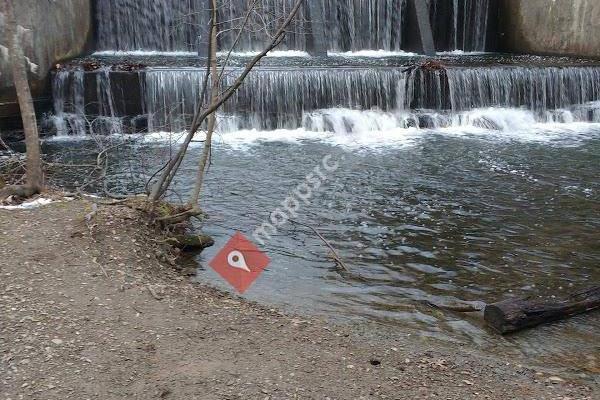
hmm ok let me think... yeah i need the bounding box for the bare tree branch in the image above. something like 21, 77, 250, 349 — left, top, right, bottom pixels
148, 0, 306, 204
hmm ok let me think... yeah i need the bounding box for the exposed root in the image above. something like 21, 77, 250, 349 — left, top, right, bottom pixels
154, 207, 203, 226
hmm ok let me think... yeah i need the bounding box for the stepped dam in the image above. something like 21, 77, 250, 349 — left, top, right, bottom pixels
41, 0, 600, 139
50, 54, 600, 136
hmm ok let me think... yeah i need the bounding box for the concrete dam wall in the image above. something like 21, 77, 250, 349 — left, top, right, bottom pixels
3, 0, 600, 134
0, 0, 91, 128
499, 0, 600, 58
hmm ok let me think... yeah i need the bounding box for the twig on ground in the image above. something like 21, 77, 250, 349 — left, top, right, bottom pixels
131, 304, 144, 314
83, 203, 99, 238
146, 284, 164, 301
87, 252, 109, 279
84, 203, 98, 223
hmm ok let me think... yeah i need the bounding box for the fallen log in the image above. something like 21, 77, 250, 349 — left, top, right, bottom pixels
484, 286, 600, 334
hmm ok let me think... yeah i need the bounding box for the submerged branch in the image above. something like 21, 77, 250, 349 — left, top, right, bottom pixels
289, 219, 350, 273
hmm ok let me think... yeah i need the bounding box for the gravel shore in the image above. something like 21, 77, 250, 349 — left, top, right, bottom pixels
0, 200, 596, 399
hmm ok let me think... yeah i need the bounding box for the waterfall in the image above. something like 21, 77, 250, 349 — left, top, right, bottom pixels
94, 0, 494, 53
459, 0, 491, 51
50, 63, 600, 136
145, 67, 406, 132
93, 68, 123, 135
94, 0, 203, 52
95, 0, 410, 52
432, 0, 492, 52
50, 68, 86, 136
46, 0, 600, 140
321, 0, 407, 52
142, 65, 600, 134
50, 67, 134, 136
467, 0, 491, 51
444, 67, 600, 112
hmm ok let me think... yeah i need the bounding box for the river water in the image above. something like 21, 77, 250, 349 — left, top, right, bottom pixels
39, 44, 600, 379
44, 116, 600, 376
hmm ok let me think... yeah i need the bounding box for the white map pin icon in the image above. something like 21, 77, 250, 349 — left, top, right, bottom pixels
227, 250, 250, 272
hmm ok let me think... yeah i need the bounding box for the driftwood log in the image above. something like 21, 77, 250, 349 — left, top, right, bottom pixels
484, 286, 600, 334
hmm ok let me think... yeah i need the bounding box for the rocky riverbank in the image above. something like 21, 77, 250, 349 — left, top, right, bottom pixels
0, 200, 596, 399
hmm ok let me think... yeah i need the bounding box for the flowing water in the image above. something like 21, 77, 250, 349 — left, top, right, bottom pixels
94, 0, 493, 52
50, 54, 600, 135
192, 125, 600, 374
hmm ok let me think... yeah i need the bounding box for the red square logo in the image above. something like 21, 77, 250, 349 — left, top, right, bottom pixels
208, 232, 270, 294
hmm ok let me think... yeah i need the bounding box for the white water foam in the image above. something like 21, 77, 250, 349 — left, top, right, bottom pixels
436, 50, 488, 56
328, 50, 417, 57
93, 50, 197, 57
138, 128, 327, 147
437, 108, 600, 145
93, 49, 424, 58
222, 50, 310, 58
47, 107, 600, 149
303, 108, 401, 132
92, 50, 311, 58
136, 127, 421, 149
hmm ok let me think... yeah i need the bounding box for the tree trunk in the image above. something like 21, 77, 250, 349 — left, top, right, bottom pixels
484, 286, 600, 334
189, 0, 218, 206
2, 0, 43, 193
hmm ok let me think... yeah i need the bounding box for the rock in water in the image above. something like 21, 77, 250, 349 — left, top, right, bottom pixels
167, 234, 215, 251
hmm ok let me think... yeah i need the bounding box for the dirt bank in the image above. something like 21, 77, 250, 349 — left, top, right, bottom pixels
0, 200, 596, 399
